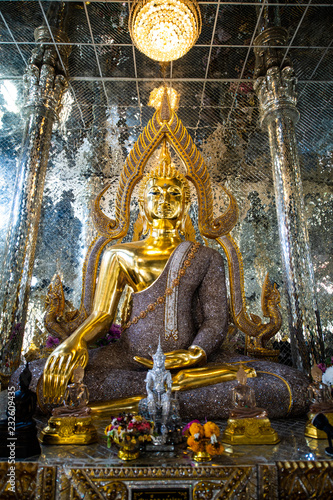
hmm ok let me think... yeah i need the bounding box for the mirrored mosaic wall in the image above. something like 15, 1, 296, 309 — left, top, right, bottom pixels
0, 1, 332, 360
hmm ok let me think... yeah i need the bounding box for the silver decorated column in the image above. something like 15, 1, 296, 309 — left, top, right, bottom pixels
0, 22, 70, 379
254, 27, 324, 371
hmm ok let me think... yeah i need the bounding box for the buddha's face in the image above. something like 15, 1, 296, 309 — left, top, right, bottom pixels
311, 366, 322, 383
153, 355, 165, 369
144, 176, 184, 222
73, 367, 84, 384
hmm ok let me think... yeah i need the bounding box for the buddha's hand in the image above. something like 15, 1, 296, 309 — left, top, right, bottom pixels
134, 345, 207, 370
43, 336, 88, 404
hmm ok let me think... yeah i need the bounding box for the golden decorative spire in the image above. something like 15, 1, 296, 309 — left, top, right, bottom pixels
160, 87, 171, 122
159, 138, 171, 169
148, 86, 180, 113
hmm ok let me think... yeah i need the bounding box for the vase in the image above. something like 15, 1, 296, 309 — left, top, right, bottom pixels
192, 450, 212, 462
118, 441, 140, 461
113, 435, 140, 461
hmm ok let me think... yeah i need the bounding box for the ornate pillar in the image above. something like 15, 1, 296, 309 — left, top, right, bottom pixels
0, 17, 70, 378
253, 27, 324, 371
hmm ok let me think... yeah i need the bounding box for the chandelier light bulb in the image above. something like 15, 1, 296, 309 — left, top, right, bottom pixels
129, 0, 201, 62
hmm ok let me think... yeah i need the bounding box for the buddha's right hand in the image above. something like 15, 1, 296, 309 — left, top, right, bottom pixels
43, 336, 88, 404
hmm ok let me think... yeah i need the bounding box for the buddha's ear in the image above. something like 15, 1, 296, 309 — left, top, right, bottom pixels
183, 199, 191, 218
183, 214, 197, 242
177, 200, 188, 236
138, 200, 150, 236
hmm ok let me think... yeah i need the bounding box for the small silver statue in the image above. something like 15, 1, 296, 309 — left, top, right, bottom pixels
139, 338, 181, 446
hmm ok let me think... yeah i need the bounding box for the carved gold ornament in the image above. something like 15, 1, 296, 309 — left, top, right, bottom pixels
148, 85, 180, 111
129, 0, 201, 62
1, 462, 333, 499
222, 417, 280, 446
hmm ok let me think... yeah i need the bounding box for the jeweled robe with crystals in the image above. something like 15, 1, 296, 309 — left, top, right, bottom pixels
116, 243, 228, 364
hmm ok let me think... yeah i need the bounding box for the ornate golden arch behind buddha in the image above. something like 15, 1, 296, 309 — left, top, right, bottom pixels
45, 86, 281, 358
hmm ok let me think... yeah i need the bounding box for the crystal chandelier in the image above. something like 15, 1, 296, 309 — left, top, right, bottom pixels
129, 0, 201, 62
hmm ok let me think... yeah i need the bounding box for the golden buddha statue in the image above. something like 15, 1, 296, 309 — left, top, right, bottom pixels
222, 366, 279, 445
11, 88, 309, 421
40, 366, 97, 445
42, 143, 256, 406
229, 365, 268, 419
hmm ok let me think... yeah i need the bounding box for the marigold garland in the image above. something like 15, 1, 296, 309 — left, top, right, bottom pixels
184, 420, 224, 457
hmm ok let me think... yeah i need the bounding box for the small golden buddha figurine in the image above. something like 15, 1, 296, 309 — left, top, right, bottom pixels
222, 366, 279, 445
230, 366, 268, 419
305, 365, 333, 440
52, 366, 90, 417
40, 367, 97, 445
308, 365, 333, 414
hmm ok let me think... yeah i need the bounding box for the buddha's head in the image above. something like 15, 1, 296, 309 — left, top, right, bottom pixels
236, 365, 247, 385
139, 140, 190, 231
152, 337, 166, 370
72, 366, 85, 384
311, 364, 323, 383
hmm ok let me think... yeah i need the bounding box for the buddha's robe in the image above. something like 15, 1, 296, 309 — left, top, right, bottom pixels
11, 243, 309, 419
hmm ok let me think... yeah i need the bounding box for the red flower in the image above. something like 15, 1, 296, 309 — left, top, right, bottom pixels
318, 363, 326, 373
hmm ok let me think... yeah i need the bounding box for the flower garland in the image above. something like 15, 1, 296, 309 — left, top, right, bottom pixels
123, 242, 200, 331
184, 420, 224, 456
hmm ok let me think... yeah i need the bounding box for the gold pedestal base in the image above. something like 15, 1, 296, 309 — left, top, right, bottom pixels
192, 450, 212, 462
304, 412, 333, 440
40, 415, 98, 445
222, 417, 280, 445
118, 446, 140, 461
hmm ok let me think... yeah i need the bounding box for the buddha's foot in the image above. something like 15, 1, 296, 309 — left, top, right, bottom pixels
171, 363, 257, 391
89, 395, 143, 417
221, 417, 280, 445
